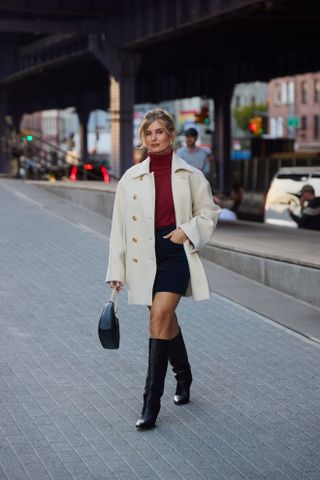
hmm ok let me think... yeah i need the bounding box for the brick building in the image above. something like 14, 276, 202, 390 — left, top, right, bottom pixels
269, 72, 320, 149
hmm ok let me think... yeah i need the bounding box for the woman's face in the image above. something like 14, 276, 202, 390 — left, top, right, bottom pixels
144, 120, 172, 154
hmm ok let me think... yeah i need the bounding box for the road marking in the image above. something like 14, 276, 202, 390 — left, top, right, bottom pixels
0, 182, 44, 207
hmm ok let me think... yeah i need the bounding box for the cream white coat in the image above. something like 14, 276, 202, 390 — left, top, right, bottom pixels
106, 153, 221, 305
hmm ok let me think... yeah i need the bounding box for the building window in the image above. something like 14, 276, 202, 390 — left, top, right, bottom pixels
288, 80, 295, 105
314, 115, 320, 139
274, 82, 281, 105
301, 115, 307, 130
235, 95, 241, 107
270, 117, 277, 137
301, 81, 308, 104
314, 80, 320, 103
251, 96, 256, 104
277, 117, 283, 137
281, 82, 287, 104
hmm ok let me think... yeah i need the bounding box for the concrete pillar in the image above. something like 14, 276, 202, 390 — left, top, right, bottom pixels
87, 35, 138, 179
110, 73, 135, 178
0, 88, 9, 174
213, 87, 233, 195
78, 109, 90, 164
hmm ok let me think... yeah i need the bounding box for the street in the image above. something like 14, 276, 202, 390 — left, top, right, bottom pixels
1, 180, 320, 480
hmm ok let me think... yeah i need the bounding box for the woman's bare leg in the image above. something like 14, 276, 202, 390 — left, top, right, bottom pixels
149, 292, 181, 340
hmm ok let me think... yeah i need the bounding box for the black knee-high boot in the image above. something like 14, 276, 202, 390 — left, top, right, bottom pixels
169, 329, 192, 405
136, 338, 170, 429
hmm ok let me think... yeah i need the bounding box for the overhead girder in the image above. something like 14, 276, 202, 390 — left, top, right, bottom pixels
6, 54, 109, 115
0, 0, 124, 17
1, 0, 320, 113
0, 18, 100, 35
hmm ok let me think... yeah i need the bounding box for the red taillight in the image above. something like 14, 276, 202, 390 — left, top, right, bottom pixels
101, 166, 110, 184
84, 163, 93, 170
70, 166, 77, 182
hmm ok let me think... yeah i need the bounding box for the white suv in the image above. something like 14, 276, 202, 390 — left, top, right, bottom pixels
264, 167, 320, 227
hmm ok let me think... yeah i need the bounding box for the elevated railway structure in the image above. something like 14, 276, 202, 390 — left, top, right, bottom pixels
1, 0, 320, 191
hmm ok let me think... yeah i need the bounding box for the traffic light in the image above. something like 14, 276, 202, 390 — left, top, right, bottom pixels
202, 105, 210, 125
249, 116, 263, 135
195, 105, 210, 125
21, 130, 34, 142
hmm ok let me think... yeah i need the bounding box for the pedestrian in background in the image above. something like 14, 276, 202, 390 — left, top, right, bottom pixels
177, 127, 210, 174
106, 108, 220, 429
288, 184, 320, 230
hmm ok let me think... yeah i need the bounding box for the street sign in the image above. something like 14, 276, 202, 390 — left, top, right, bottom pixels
287, 116, 300, 128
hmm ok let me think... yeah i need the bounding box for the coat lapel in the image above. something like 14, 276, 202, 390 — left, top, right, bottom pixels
171, 152, 193, 225
130, 157, 150, 178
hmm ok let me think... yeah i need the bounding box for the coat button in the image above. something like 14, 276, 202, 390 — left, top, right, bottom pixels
133, 194, 137, 200
132, 237, 138, 243
132, 258, 138, 263
132, 215, 138, 221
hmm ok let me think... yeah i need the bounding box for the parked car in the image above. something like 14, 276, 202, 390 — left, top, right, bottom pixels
69, 159, 111, 183
264, 166, 320, 227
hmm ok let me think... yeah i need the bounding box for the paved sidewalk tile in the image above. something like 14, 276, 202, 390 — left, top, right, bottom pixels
1, 181, 320, 480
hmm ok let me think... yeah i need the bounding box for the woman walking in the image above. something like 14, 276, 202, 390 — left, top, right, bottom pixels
106, 108, 220, 429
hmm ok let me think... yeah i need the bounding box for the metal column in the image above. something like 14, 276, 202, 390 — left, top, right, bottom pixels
0, 88, 8, 174
78, 109, 89, 165
88, 35, 139, 179
214, 87, 233, 195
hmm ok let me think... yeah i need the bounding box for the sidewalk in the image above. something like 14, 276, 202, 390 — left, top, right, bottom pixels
1, 180, 320, 480
26, 179, 320, 307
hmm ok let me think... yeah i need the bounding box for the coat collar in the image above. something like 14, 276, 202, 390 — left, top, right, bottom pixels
130, 152, 193, 178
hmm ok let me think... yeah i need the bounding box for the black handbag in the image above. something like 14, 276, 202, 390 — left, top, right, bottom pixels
98, 289, 120, 349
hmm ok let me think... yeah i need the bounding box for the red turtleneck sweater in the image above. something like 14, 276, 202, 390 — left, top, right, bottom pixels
149, 150, 176, 228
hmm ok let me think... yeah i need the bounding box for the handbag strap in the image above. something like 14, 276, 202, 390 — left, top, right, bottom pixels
109, 288, 119, 312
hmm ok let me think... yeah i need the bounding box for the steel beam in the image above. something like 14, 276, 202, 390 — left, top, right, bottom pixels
19, 34, 77, 57
0, 19, 99, 34
0, 48, 87, 84
0, 0, 123, 17
88, 34, 140, 80
122, 0, 264, 48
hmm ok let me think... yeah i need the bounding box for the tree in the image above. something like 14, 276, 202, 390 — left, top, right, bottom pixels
233, 103, 268, 133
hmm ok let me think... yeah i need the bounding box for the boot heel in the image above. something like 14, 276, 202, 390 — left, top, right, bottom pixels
174, 377, 192, 405
169, 330, 192, 406
136, 402, 160, 429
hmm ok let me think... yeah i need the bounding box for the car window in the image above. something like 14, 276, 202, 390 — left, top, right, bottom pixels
277, 174, 309, 181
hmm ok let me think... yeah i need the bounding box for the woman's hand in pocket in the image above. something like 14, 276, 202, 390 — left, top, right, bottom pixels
163, 228, 187, 244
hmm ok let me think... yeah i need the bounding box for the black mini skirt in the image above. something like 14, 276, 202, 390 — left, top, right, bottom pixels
152, 225, 190, 297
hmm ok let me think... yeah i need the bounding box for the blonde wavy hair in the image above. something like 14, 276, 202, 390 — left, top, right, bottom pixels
139, 108, 176, 147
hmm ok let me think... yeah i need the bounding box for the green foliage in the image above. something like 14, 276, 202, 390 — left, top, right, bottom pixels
233, 103, 268, 133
